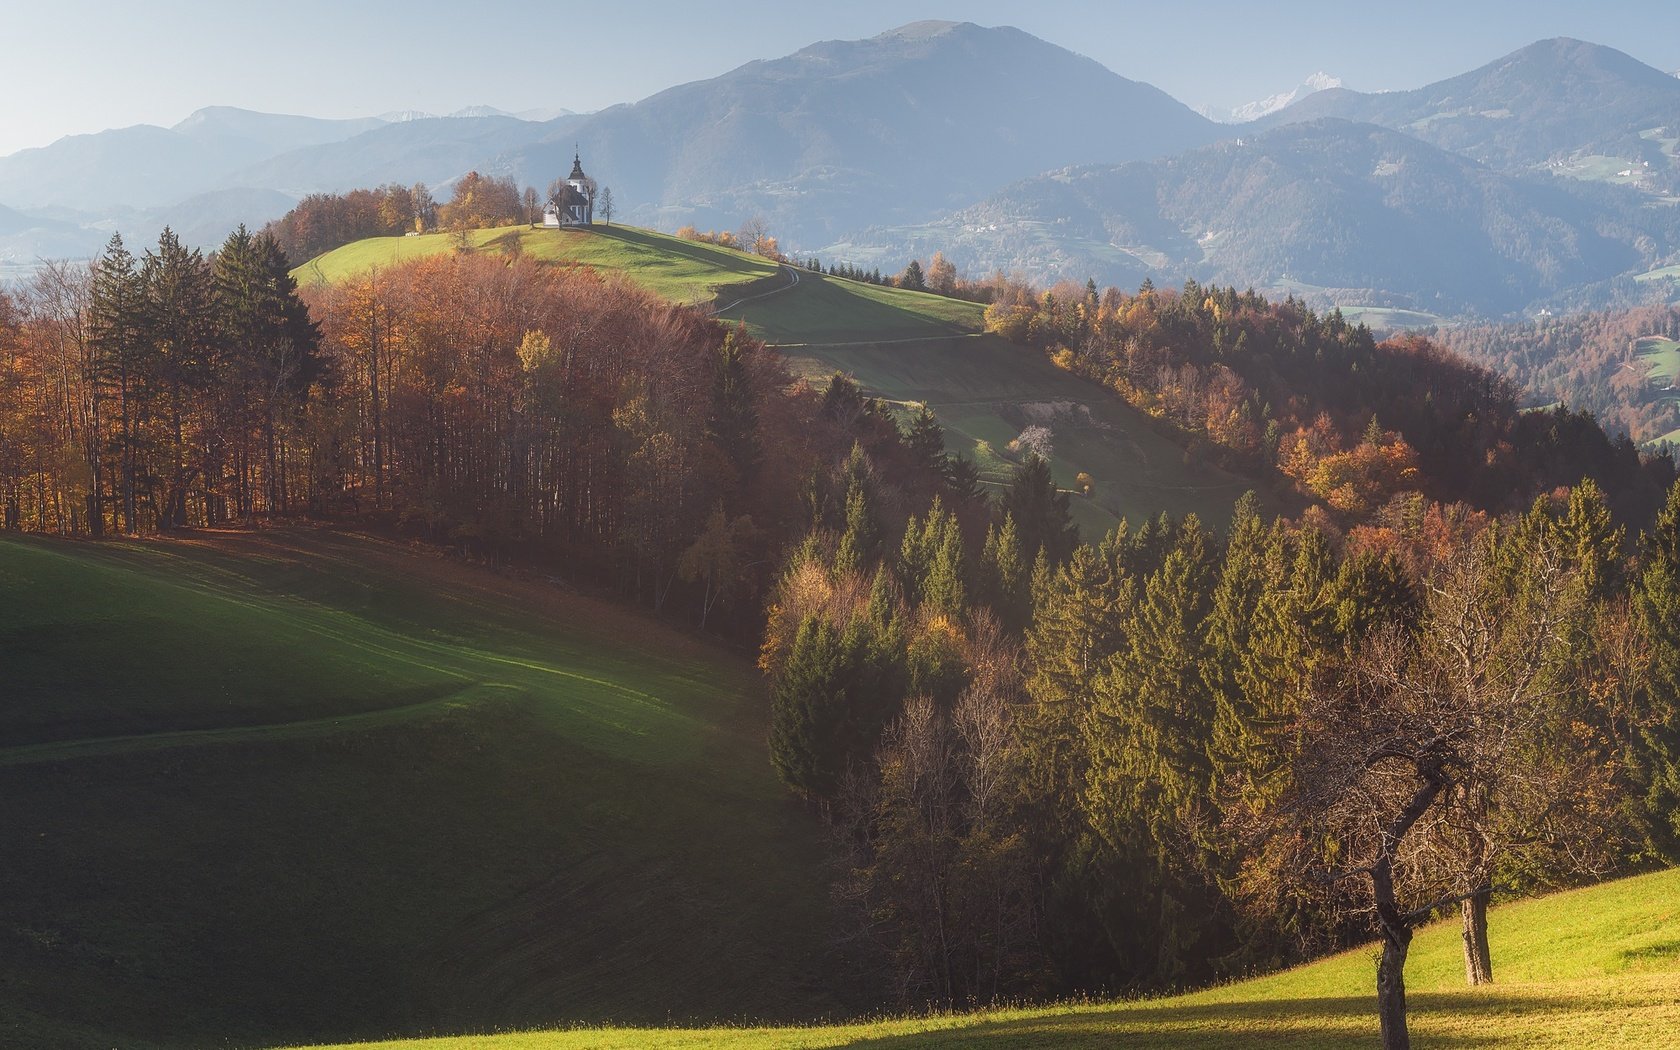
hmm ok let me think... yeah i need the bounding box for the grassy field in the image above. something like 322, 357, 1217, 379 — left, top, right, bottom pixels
0, 531, 853, 1050
281, 866, 1680, 1049
717, 271, 1257, 534
1637, 335, 1680, 386
293, 225, 781, 304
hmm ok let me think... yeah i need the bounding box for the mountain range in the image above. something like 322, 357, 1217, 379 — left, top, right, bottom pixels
2, 24, 1678, 319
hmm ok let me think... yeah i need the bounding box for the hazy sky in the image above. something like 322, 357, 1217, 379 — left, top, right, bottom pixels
6, 0, 1680, 157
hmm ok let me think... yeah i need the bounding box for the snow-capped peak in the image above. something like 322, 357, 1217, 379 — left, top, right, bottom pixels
1207, 72, 1343, 124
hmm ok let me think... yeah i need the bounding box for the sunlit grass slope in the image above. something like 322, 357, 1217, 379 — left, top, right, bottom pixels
0, 531, 850, 1050
284, 866, 1680, 1050
293, 224, 780, 304
719, 271, 1256, 534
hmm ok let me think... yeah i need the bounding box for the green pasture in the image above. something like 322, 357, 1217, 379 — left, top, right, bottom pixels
0, 531, 850, 1050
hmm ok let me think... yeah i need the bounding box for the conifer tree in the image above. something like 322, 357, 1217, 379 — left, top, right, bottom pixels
919, 506, 967, 619
980, 514, 1030, 633
141, 228, 216, 530
770, 616, 850, 800
1002, 453, 1077, 565
707, 326, 761, 506
89, 234, 145, 534
1632, 479, 1680, 858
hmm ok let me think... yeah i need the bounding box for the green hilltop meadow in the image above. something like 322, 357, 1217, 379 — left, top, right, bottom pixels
296, 223, 1255, 536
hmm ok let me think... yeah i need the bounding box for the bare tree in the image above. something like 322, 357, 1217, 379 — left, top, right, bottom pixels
1252, 541, 1615, 1050
599, 186, 615, 226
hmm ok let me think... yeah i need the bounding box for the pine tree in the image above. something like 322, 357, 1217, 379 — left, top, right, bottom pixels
980, 514, 1030, 633
141, 228, 216, 530
1002, 453, 1078, 565
919, 505, 967, 619
707, 326, 761, 507
89, 234, 145, 534
1632, 479, 1680, 858
770, 616, 851, 800
1082, 514, 1221, 983
1560, 478, 1624, 602
834, 479, 881, 578
904, 405, 948, 489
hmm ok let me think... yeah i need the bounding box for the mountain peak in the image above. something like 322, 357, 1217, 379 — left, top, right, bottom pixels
876, 20, 966, 41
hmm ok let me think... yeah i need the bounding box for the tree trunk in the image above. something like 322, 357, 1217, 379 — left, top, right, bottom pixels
1461, 890, 1493, 985
1377, 927, 1412, 1050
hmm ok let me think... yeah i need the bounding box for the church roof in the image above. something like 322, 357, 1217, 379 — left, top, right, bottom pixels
569, 150, 586, 180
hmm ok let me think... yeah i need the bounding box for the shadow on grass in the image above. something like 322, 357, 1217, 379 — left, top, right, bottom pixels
832, 990, 1611, 1049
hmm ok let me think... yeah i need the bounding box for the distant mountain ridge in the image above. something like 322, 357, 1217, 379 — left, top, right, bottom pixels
484, 21, 1223, 241
0, 22, 1224, 252
840, 119, 1676, 316
1257, 38, 1680, 195
3, 27, 1680, 320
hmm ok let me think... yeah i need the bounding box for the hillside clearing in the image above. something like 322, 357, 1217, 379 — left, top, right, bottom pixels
721, 271, 1258, 532
278, 866, 1680, 1049
0, 530, 852, 1050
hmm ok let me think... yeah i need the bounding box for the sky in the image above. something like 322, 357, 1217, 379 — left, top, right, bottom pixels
5, 0, 1680, 157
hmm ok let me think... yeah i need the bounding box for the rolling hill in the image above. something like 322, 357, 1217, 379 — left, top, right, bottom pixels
0, 529, 855, 1050
854, 118, 1677, 316
276, 865, 1680, 1048
298, 223, 1260, 534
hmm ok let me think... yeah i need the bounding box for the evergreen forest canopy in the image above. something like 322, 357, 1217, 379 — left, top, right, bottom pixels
3, 220, 1680, 1050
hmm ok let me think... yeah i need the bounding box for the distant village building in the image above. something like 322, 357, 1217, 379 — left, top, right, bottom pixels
543, 150, 596, 227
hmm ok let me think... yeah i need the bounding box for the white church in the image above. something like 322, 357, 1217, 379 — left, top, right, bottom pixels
543, 151, 596, 227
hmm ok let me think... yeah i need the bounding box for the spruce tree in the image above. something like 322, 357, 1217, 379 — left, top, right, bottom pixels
89, 234, 145, 534
919, 505, 967, 619
1632, 480, 1680, 858
770, 616, 852, 801
1002, 453, 1078, 565
707, 326, 761, 505
980, 514, 1030, 633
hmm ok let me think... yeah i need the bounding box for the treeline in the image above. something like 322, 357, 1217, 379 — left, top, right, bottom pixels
797, 250, 998, 303
0, 229, 980, 629
264, 183, 440, 263
0, 229, 317, 534
1435, 303, 1680, 444
761, 437, 1680, 1041
981, 276, 1675, 523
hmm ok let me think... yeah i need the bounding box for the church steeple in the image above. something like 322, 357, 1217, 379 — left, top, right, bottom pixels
569, 147, 586, 181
